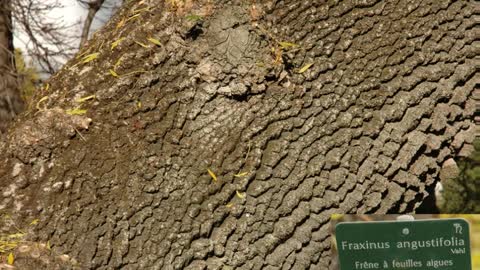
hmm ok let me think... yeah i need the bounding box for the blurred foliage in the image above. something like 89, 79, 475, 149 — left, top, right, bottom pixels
14, 49, 40, 105
441, 138, 480, 213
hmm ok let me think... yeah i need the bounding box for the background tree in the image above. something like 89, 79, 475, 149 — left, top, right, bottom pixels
78, 0, 114, 48
0, 0, 23, 133
0, 0, 119, 134
11, 0, 78, 75
0, 0, 77, 134
77, 0, 126, 48
0, 0, 477, 269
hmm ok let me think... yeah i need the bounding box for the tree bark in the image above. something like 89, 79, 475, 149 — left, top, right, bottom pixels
0, 1, 23, 134
0, 0, 477, 269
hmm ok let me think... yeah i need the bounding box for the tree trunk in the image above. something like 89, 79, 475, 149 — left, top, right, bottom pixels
0, 1, 23, 134
0, 0, 477, 269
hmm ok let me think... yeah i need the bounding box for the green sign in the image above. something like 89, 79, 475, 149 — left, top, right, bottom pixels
335, 219, 471, 270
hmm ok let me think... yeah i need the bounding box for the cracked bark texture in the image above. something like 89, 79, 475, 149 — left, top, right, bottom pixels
0, 0, 477, 269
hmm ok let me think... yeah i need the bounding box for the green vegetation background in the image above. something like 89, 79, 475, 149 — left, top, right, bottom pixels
441, 138, 480, 213
14, 49, 40, 104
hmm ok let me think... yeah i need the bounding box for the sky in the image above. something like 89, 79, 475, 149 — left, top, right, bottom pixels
12, 0, 121, 75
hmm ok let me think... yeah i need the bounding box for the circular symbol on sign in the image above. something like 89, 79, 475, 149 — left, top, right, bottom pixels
402, 228, 409, 235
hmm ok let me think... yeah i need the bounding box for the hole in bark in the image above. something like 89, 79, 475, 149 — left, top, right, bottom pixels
265, 73, 277, 82
231, 94, 248, 102
186, 25, 204, 40
282, 56, 295, 72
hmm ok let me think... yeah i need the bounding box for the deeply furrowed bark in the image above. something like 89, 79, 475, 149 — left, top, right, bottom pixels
0, 0, 477, 269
